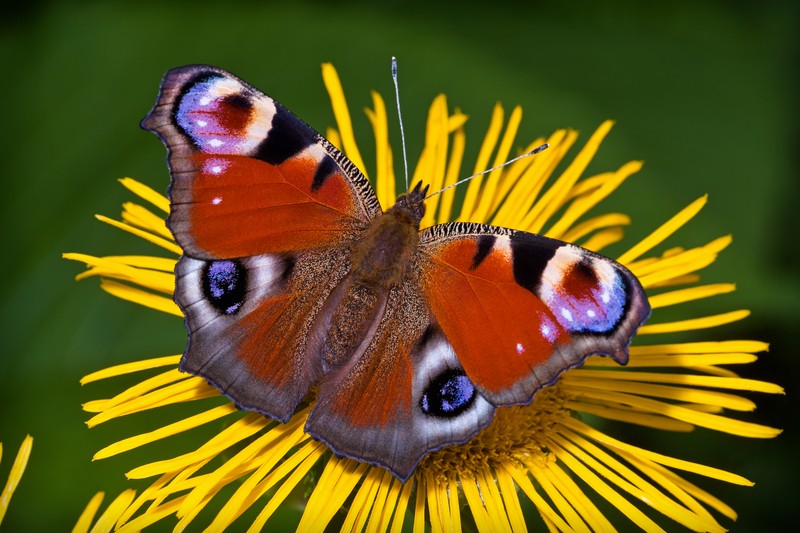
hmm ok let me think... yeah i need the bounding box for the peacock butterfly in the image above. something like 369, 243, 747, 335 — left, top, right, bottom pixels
141, 65, 651, 482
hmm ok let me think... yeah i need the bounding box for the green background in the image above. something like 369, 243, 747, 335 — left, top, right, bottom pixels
1, 0, 797, 530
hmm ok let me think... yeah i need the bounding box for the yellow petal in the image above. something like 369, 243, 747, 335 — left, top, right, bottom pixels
458, 102, 504, 221
365, 90, 395, 209
563, 417, 754, 485
638, 310, 750, 334
73, 492, 105, 533
80, 355, 180, 384
119, 178, 170, 213
321, 63, 368, 178
95, 215, 182, 255
93, 404, 237, 460
99, 280, 182, 316
617, 195, 707, 265
0, 435, 32, 526
88, 489, 136, 533
528, 120, 615, 234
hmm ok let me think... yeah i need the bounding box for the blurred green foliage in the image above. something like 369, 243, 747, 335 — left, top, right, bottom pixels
0, 0, 797, 530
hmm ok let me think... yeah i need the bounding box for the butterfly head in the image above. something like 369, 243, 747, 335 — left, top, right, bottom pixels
390, 181, 429, 226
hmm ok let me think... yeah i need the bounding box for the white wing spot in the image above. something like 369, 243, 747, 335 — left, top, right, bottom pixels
561, 308, 573, 322
197, 120, 208, 127
199, 96, 212, 106
587, 309, 596, 318
211, 197, 222, 205
516, 342, 525, 355
208, 139, 224, 148
211, 165, 223, 174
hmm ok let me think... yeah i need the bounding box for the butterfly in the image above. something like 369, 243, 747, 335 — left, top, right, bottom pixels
142, 65, 651, 482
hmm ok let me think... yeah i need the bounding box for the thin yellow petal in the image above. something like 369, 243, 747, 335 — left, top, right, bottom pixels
434, 123, 466, 223
630, 340, 769, 356
0, 435, 32, 525
419, 95, 450, 228
366, 90, 395, 209
496, 469, 526, 533
99, 280, 182, 316
458, 102, 504, 221
617, 195, 707, 265
648, 283, 737, 309
563, 417, 754, 485
365, 470, 399, 533
95, 215, 182, 255
493, 129, 576, 228
202, 437, 321, 530
638, 310, 750, 335
84, 368, 188, 414
478, 466, 512, 532
471, 105, 523, 223
116, 494, 183, 532
543, 460, 615, 531
425, 470, 446, 533
89, 489, 136, 533
529, 466, 591, 533
389, 477, 414, 533
553, 430, 724, 532
564, 375, 758, 411
501, 462, 573, 532
548, 440, 666, 532
121, 202, 171, 238
119, 178, 170, 213
80, 355, 180, 384
569, 369, 784, 394
528, 120, 614, 234
585, 353, 758, 368
566, 400, 696, 431
460, 475, 494, 532
65, 253, 174, 294
579, 227, 625, 253
86, 377, 216, 427
296, 455, 368, 531
413, 475, 426, 533
321, 63, 368, 178
128, 414, 267, 480
560, 213, 631, 243
567, 388, 780, 438
93, 404, 237, 460
547, 160, 642, 240
73, 492, 105, 533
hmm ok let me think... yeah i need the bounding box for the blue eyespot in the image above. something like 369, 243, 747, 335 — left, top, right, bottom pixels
421, 369, 476, 418
202, 260, 246, 315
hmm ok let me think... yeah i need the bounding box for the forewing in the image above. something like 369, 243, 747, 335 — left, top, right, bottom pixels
142, 65, 380, 259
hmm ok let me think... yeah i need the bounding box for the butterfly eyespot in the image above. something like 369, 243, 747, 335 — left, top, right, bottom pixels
421, 369, 476, 418
202, 259, 247, 315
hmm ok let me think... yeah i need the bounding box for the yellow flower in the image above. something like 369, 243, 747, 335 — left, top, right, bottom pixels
0, 435, 33, 526
66, 64, 782, 532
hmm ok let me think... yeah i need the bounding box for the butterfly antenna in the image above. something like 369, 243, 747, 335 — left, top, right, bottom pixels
392, 57, 410, 192
425, 143, 549, 199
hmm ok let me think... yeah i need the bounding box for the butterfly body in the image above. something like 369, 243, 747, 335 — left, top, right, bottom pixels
143, 65, 650, 481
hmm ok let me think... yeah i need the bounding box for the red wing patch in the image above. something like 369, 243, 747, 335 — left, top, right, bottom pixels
420, 234, 569, 395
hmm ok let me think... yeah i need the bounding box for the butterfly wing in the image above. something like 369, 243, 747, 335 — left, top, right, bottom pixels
142, 65, 381, 421
142, 64, 380, 259
418, 222, 650, 407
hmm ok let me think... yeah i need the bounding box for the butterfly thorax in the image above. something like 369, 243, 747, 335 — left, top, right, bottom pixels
317, 188, 426, 370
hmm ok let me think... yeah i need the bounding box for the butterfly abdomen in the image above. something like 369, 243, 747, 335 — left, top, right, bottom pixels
316, 195, 424, 371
